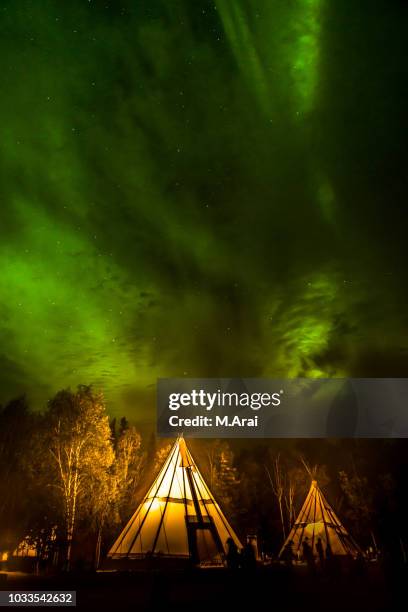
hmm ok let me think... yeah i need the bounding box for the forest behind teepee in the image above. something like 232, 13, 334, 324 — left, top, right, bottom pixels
0, 386, 406, 569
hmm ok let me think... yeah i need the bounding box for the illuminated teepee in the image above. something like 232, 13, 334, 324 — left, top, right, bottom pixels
279, 480, 363, 559
108, 437, 242, 566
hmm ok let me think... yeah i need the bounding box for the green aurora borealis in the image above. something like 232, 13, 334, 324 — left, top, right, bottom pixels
0, 0, 407, 420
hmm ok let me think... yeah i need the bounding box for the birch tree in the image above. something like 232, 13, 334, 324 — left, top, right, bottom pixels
115, 426, 145, 522
47, 386, 114, 568
265, 454, 286, 540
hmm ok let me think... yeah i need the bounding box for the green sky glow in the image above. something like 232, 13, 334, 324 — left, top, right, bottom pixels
0, 0, 407, 419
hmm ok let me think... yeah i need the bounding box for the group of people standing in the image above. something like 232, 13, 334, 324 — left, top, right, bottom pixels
225, 538, 257, 571
281, 537, 340, 574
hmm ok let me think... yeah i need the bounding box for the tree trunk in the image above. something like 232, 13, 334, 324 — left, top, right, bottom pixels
95, 528, 102, 570
66, 515, 74, 569
66, 482, 78, 569
278, 496, 286, 540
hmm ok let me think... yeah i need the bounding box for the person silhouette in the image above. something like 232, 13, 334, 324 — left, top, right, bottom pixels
316, 537, 325, 568
282, 540, 295, 568
226, 537, 240, 570
325, 542, 337, 577
302, 537, 315, 575
241, 542, 256, 571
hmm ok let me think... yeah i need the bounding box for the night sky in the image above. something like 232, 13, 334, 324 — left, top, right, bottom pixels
0, 0, 407, 420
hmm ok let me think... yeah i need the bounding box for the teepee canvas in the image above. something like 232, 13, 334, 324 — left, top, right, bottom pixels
108, 437, 242, 566
280, 480, 362, 559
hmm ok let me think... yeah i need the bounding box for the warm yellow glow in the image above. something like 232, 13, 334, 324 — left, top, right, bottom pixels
304, 520, 325, 537
148, 498, 162, 511
280, 480, 362, 558
1, 552, 8, 561
108, 438, 242, 560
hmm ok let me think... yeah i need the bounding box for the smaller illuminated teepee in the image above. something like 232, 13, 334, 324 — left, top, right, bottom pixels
108, 437, 242, 566
280, 480, 362, 559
